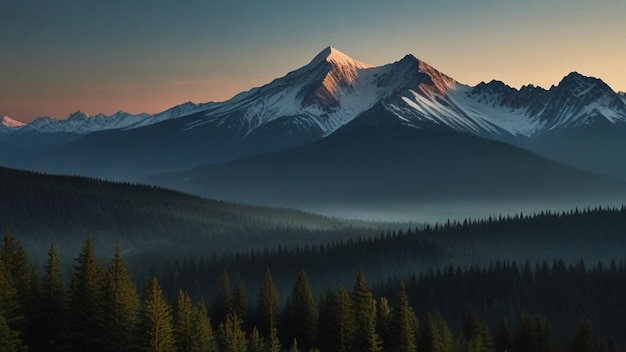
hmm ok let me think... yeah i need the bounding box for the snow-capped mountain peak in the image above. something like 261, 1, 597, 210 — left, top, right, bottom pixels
5, 47, 625, 141
1, 115, 25, 128
308, 46, 373, 70
67, 110, 90, 121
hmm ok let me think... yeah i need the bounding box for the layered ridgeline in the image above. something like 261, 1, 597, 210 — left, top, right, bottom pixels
0, 166, 364, 261
3, 47, 626, 184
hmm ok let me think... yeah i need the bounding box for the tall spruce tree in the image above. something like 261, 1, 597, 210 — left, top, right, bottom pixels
218, 313, 247, 352
350, 270, 381, 352
67, 238, 105, 352
462, 310, 494, 352
0, 254, 22, 352
0, 226, 29, 337
103, 243, 140, 352
318, 287, 355, 352
376, 297, 391, 351
283, 270, 318, 351
267, 322, 281, 352
232, 278, 247, 322
436, 314, 455, 352
0, 313, 21, 352
191, 300, 218, 352
256, 266, 280, 338
568, 316, 593, 352
422, 313, 443, 352
212, 271, 231, 327
247, 327, 265, 352
38, 243, 66, 352
495, 318, 513, 352
139, 277, 175, 352
23, 265, 42, 350
174, 289, 195, 352
390, 281, 416, 352
289, 338, 300, 352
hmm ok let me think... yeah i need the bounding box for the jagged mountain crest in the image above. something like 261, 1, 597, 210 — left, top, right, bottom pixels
1, 115, 25, 128
3, 46, 625, 140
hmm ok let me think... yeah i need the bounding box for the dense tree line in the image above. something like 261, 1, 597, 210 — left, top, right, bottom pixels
0, 166, 355, 255
159, 229, 443, 302
160, 204, 626, 299
1, 227, 623, 351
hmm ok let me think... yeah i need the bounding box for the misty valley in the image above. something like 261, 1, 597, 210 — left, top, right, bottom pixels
2, 46, 626, 352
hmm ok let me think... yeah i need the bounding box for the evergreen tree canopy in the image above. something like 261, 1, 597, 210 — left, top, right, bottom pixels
350, 269, 381, 352
212, 271, 231, 327
175, 289, 195, 352
389, 281, 416, 352
67, 238, 106, 352
139, 277, 175, 352
218, 313, 247, 352
191, 300, 218, 352
39, 242, 66, 352
103, 243, 140, 352
256, 266, 280, 338
283, 270, 318, 351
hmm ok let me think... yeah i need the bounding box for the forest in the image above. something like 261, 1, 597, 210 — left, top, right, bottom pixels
1, 225, 623, 352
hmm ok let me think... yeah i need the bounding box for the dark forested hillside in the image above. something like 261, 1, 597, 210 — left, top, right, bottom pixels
159, 205, 626, 299
0, 227, 622, 352
149, 125, 626, 208
0, 166, 363, 261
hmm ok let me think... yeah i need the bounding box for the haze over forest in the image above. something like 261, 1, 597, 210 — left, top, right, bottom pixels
1, 1, 625, 351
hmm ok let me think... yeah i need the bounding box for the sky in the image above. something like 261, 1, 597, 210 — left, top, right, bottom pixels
1, 0, 625, 123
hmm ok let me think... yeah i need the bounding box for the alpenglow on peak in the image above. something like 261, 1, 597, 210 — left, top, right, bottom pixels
308, 46, 373, 69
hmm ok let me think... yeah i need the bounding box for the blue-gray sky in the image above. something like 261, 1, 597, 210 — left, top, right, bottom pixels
1, 0, 624, 122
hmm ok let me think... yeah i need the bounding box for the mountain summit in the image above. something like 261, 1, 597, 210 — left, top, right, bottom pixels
5, 46, 626, 183
1, 116, 25, 128
308, 46, 372, 69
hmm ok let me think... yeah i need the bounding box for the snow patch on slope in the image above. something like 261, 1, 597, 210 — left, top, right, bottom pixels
1, 116, 25, 128
185, 47, 394, 136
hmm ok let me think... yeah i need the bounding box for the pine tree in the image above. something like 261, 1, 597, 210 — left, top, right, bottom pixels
0, 227, 29, 304
247, 327, 266, 352
0, 256, 18, 321
289, 338, 300, 352
139, 277, 175, 352
283, 270, 318, 351
462, 311, 494, 352
175, 289, 195, 352
39, 243, 66, 352
103, 243, 140, 352
267, 322, 281, 352
422, 313, 443, 352
212, 271, 231, 327
256, 266, 280, 338
389, 281, 416, 352
232, 278, 247, 323
350, 270, 381, 352
0, 226, 29, 335
436, 314, 455, 352
67, 238, 106, 352
0, 258, 21, 351
23, 265, 42, 350
0, 313, 20, 352
515, 313, 539, 352
567, 316, 593, 352
376, 297, 391, 351
495, 318, 513, 352
218, 313, 247, 352
191, 300, 218, 352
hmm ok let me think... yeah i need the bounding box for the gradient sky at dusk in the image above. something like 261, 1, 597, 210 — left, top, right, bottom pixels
1, 0, 625, 122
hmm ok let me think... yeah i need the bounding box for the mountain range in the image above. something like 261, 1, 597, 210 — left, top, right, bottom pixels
2, 47, 626, 211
